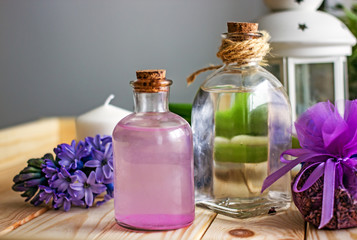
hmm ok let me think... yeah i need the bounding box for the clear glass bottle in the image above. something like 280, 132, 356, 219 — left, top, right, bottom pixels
113, 69, 195, 230
192, 22, 292, 218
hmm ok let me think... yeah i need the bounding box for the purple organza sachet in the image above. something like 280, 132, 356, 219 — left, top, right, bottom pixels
261, 100, 357, 229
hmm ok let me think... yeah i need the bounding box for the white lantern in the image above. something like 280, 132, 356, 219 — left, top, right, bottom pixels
258, 0, 356, 121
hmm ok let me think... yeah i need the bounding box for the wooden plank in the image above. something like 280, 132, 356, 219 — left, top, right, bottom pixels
96, 207, 216, 240
57, 117, 76, 143
0, 118, 76, 236
0, 117, 76, 167
201, 205, 305, 240
0, 118, 59, 166
3, 204, 216, 240
306, 223, 357, 240
0, 192, 49, 237
3, 200, 114, 240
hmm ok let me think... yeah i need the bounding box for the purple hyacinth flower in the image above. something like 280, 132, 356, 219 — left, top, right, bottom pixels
54, 193, 71, 211
54, 193, 85, 211
85, 135, 112, 152
56, 140, 89, 170
38, 186, 55, 204
50, 167, 77, 196
42, 159, 58, 181
70, 170, 106, 206
96, 194, 113, 206
84, 144, 113, 184
96, 183, 114, 206
101, 135, 112, 147
85, 135, 102, 151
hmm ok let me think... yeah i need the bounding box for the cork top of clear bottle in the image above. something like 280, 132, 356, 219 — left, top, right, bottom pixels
225, 22, 261, 41
130, 69, 172, 93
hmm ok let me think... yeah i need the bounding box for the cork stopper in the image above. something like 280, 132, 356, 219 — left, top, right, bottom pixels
131, 69, 172, 93
225, 22, 260, 41
227, 22, 258, 33
136, 69, 166, 80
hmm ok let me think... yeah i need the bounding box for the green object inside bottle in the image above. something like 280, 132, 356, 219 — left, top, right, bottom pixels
214, 135, 268, 163
214, 92, 268, 163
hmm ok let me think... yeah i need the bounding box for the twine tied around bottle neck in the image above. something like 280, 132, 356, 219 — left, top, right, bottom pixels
187, 31, 271, 85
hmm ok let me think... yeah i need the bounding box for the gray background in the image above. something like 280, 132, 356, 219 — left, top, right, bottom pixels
0, 0, 268, 129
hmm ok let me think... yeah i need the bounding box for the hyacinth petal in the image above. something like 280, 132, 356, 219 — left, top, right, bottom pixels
72, 189, 84, 200
108, 159, 113, 169
95, 167, 104, 183
87, 171, 96, 185
67, 188, 75, 198
53, 200, 63, 209
84, 160, 101, 168
102, 137, 111, 146
58, 181, 68, 192
85, 135, 101, 150
72, 160, 78, 170
70, 140, 76, 149
43, 168, 57, 176
96, 194, 113, 206
84, 136, 93, 146
103, 175, 113, 185
94, 135, 101, 148
75, 170, 87, 183
72, 198, 84, 206
91, 183, 107, 194
70, 183, 84, 191
104, 144, 112, 158
84, 188, 93, 206
60, 168, 71, 178
60, 144, 75, 159
39, 191, 53, 204
59, 159, 71, 168
70, 175, 78, 182
63, 199, 71, 212
92, 149, 104, 161
51, 178, 62, 188
103, 164, 111, 179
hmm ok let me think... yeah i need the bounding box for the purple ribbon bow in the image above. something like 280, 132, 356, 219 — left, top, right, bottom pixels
261, 101, 357, 229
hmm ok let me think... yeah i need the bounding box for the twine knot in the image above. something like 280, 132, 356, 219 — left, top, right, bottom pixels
187, 31, 271, 85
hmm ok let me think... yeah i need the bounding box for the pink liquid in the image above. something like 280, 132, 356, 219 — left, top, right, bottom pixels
112, 112, 195, 230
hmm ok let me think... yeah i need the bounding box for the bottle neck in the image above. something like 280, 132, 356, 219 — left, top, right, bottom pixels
224, 59, 261, 69
133, 91, 169, 113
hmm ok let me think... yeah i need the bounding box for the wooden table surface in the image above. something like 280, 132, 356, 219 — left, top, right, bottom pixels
1, 118, 357, 240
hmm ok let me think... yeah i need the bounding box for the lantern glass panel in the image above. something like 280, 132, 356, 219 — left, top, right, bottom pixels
295, 63, 334, 116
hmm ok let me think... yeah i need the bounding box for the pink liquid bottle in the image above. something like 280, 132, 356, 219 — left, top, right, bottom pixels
113, 69, 195, 230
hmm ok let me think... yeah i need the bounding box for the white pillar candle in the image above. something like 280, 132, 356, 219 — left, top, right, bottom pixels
76, 94, 131, 140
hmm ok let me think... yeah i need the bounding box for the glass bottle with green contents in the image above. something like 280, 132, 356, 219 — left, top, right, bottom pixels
192, 22, 292, 218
